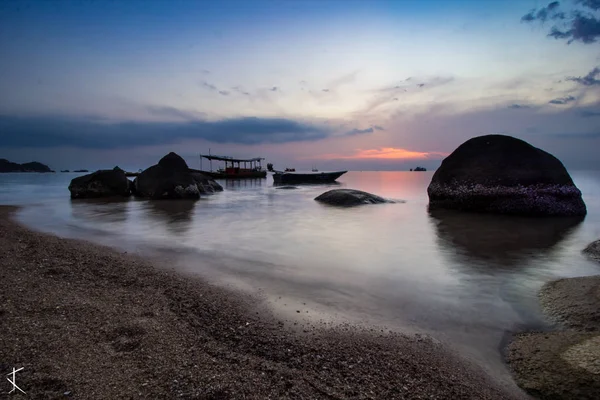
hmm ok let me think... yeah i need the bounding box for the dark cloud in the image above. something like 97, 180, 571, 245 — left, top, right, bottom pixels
146, 106, 205, 120
580, 109, 600, 117
567, 67, 600, 86
201, 69, 211, 75
417, 83, 425, 88
270, 87, 278, 92
549, 95, 576, 104
522, 1, 600, 43
322, 89, 330, 92
576, 0, 600, 11
218, 90, 230, 96
346, 127, 375, 135
508, 104, 531, 109
0, 114, 333, 149
345, 125, 384, 135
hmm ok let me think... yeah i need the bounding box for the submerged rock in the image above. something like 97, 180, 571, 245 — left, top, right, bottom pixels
583, 239, 600, 262
68, 167, 130, 199
315, 189, 390, 207
427, 134, 586, 216
133, 152, 222, 199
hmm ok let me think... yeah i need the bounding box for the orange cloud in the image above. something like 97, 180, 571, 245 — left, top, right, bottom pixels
315, 147, 448, 160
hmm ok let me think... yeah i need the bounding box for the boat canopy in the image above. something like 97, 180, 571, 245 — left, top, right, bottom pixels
200, 154, 264, 162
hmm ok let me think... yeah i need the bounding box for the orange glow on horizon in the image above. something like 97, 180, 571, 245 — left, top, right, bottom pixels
314, 147, 449, 160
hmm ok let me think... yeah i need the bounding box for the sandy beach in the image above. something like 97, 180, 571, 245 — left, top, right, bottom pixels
0, 205, 524, 399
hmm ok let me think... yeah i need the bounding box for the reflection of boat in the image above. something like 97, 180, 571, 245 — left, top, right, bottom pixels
198, 153, 267, 179
273, 170, 347, 184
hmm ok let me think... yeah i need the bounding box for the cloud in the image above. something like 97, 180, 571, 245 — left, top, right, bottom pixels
316, 147, 449, 161
232, 86, 250, 96
576, 0, 600, 11
201, 81, 218, 91
580, 109, 600, 117
549, 95, 576, 104
322, 89, 330, 92
0, 114, 335, 148
508, 104, 531, 109
218, 90, 230, 96
146, 106, 205, 120
522, 1, 600, 44
567, 67, 600, 86
270, 87, 278, 92
373, 125, 385, 130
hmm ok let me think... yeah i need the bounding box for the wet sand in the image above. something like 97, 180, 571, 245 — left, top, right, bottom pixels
0, 205, 524, 399
507, 275, 600, 399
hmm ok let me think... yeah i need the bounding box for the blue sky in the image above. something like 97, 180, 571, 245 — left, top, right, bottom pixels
1, 0, 599, 171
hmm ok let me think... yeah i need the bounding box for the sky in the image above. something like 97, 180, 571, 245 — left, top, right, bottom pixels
1, 0, 599, 171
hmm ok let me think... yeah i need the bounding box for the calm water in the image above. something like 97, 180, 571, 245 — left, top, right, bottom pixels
2, 171, 600, 388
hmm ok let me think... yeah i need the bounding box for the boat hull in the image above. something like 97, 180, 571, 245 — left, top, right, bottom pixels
273, 171, 347, 184
193, 169, 267, 179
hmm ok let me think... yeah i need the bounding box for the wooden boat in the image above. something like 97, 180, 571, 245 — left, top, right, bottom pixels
198, 154, 267, 179
272, 170, 347, 184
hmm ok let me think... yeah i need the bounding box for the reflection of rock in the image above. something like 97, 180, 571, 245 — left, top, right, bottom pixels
429, 208, 583, 267
145, 200, 196, 235
315, 189, 391, 207
276, 186, 298, 190
583, 239, 600, 262
68, 167, 130, 199
427, 134, 586, 216
133, 153, 221, 199
70, 198, 130, 224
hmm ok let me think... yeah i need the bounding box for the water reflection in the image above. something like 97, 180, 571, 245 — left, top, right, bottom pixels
223, 178, 266, 190
143, 200, 196, 236
69, 198, 131, 224
429, 208, 584, 269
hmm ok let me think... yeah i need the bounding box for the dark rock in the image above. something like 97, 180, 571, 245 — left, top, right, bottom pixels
0, 159, 53, 173
134, 153, 222, 199
189, 171, 223, 193
427, 134, 586, 216
68, 167, 131, 199
315, 189, 390, 207
583, 239, 600, 262
73, 169, 89, 173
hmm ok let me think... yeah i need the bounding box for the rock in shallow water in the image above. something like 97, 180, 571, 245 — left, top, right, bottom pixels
68, 167, 130, 199
315, 189, 391, 207
427, 134, 586, 216
583, 239, 600, 262
133, 152, 222, 199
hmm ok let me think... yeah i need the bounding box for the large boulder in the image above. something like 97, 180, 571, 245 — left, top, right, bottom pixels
315, 189, 390, 207
427, 135, 586, 216
68, 167, 130, 199
133, 152, 222, 199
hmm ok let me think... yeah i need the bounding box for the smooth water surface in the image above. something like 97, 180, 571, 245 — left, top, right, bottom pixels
2, 171, 600, 387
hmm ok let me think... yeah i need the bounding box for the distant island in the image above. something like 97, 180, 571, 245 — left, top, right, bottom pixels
0, 159, 54, 173
61, 170, 70, 173
73, 169, 89, 173
410, 167, 427, 171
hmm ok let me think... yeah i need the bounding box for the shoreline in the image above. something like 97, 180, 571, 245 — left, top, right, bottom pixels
507, 274, 600, 399
0, 205, 524, 399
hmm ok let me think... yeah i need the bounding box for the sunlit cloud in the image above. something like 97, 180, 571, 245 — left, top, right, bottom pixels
312, 147, 449, 160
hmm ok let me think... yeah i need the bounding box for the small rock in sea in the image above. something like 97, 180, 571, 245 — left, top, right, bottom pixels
315, 189, 391, 207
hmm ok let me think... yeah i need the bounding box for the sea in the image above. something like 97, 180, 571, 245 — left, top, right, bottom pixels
2, 170, 600, 389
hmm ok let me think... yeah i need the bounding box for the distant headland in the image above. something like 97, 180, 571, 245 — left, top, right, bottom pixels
0, 159, 54, 173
